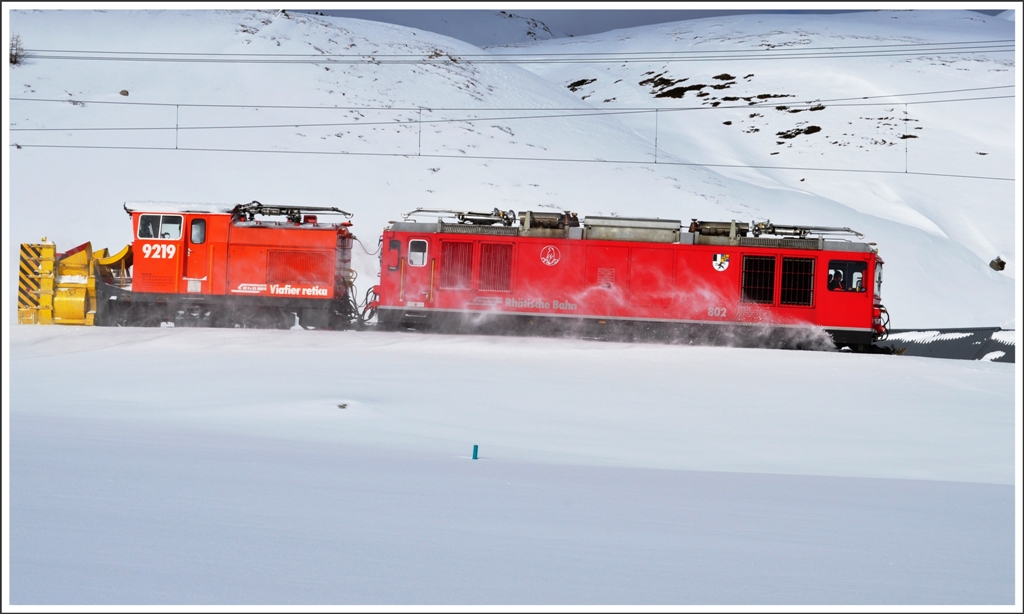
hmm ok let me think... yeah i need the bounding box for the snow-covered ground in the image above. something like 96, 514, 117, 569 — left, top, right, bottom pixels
3, 8, 1021, 606
7, 325, 1017, 604
9, 326, 1016, 484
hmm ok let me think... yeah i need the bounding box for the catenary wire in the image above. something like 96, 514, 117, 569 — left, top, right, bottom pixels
9, 95, 1015, 132
8, 143, 1013, 182
20, 46, 1015, 64
23, 39, 1014, 57
9, 85, 1014, 112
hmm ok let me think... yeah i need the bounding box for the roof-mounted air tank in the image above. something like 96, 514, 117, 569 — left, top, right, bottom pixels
688, 219, 749, 238
583, 217, 682, 243
519, 211, 580, 237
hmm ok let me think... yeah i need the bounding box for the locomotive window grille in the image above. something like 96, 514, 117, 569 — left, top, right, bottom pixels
190, 219, 206, 245
741, 255, 776, 304
828, 260, 868, 293
780, 257, 815, 306
408, 240, 428, 267
479, 243, 513, 292
440, 241, 473, 290
138, 214, 183, 240
267, 250, 332, 284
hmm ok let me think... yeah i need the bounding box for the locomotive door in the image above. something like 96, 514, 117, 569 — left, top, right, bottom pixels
629, 248, 673, 308
402, 238, 434, 307
183, 216, 209, 293
134, 213, 185, 294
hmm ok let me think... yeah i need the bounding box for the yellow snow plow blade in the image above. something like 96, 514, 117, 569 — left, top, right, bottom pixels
96, 244, 131, 268
17, 241, 57, 325
18, 239, 132, 326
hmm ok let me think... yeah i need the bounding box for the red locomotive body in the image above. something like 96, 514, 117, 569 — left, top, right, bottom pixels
376, 210, 888, 349
82, 201, 890, 350
98, 201, 358, 328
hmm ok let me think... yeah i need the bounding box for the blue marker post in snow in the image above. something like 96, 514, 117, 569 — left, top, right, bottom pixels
472, 444, 479, 460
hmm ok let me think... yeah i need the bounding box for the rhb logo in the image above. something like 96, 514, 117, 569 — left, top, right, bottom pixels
540, 245, 561, 266
233, 283, 267, 294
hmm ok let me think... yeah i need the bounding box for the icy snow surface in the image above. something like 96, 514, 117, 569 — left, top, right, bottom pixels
886, 330, 974, 343
123, 201, 240, 214
8, 327, 1016, 484
54, 274, 88, 284
7, 325, 1017, 604
991, 329, 1017, 345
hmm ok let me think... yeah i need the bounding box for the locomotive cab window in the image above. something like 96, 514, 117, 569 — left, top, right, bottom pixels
387, 239, 401, 271
138, 214, 183, 240
828, 260, 867, 292
190, 219, 206, 244
408, 240, 428, 267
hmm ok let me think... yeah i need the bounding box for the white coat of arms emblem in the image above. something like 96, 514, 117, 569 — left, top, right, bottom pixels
712, 253, 730, 271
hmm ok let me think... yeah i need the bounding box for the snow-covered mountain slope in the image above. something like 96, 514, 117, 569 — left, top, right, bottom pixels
306, 9, 567, 46
5, 9, 1019, 327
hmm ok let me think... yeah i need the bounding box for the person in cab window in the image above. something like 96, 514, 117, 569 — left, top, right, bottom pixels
829, 269, 845, 291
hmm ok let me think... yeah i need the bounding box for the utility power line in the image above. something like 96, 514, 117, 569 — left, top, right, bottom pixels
21, 40, 1014, 65
9, 94, 1014, 133
8, 143, 1013, 182
11, 86, 1012, 182
8, 94, 1015, 132
24, 39, 1014, 57
21, 49, 1014, 64
8, 84, 1014, 115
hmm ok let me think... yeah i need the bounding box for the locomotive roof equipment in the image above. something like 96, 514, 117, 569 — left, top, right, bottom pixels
402, 207, 517, 226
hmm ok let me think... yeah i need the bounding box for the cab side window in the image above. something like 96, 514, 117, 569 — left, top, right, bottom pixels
387, 239, 401, 270
138, 215, 160, 238
828, 260, 867, 292
159, 216, 183, 240
138, 214, 183, 240
190, 219, 206, 244
409, 240, 428, 267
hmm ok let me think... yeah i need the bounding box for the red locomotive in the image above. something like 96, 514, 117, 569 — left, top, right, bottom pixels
75, 201, 888, 350
96, 201, 361, 328
376, 208, 889, 350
